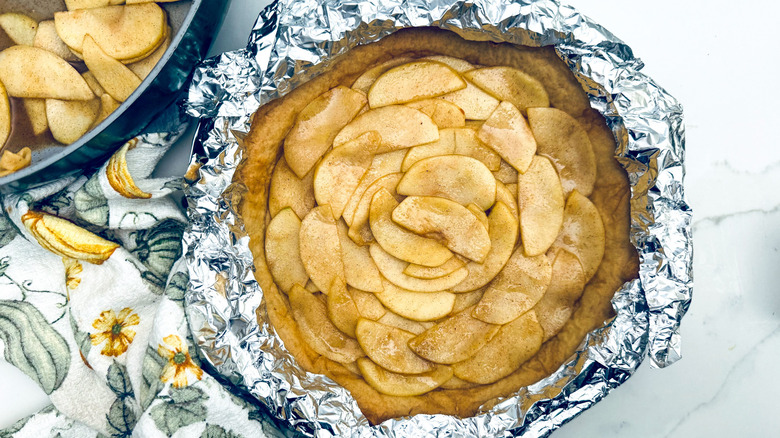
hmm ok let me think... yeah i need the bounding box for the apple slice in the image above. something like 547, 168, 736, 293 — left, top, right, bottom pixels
0, 13, 38, 46
327, 279, 362, 338
351, 57, 413, 94
421, 55, 475, 73
368, 61, 466, 107
493, 159, 518, 184
268, 157, 315, 220
343, 149, 406, 226
374, 279, 455, 322
337, 221, 383, 293
452, 310, 543, 384
0, 46, 93, 100
466, 204, 489, 231
550, 191, 605, 281
463, 67, 549, 113
83, 35, 142, 102
81, 72, 104, 97
369, 188, 453, 267
22, 99, 48, 136
398, 155, 496, 210
377, 311, 427, 334
92, 91, 120, 128
472, 249, 552, 324
494, 181, 518, 218
299, 205, 345, 294
392, 196, 491, 263
452, 288, 484, 313
517, 155, 564, 256
333, 105, 439, 153
265, 208, 309, 294
0, 82, 9, 146
65, 0, 111, 9
440, 375, 479, 390
533, 250, 586, 341
440, 80, 499, 120
34, 20, 78, 62
369, 243, 468, 292
350, 287, 386, 321
288, 284, 363, 364
357, 358, 451, 396
405, 99, 465, 128
284, 86, 367, 178
54, 4, 166, 62
452, 202, 518, 292
453, 128, 501, 171
355, 319, 434, 374
478, 101, 536, 174
403, 256, 465, 280
347, 172, 403, 246
401, 128, 457, 172
527, 107, 597, 196
313, 131, 380, 219
128, 27, 171, 79
409, 307, 499, 364
46, 98, 100, 144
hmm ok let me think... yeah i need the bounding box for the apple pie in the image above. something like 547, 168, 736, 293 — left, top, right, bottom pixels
238, 27, 639, 425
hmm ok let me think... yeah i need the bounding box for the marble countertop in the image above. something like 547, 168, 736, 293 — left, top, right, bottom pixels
2, 0, 778, 436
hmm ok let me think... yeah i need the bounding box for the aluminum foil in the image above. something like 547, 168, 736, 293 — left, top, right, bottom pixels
183, 0, 691, 436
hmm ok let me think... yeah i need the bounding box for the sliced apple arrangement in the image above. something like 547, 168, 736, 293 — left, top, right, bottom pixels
0, 1, 179, 176
264, 56, 606, 397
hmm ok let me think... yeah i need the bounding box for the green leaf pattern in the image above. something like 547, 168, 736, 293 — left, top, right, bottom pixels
74, 174, 109, 227
200, 424, 243, 438
0, 301, 71, 394
149, 386, 208, 436
139, 346, 166, 411
131, 219, 185, 295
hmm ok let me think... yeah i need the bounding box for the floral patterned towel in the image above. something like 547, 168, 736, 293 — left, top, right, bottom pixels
0, 108, 277, 438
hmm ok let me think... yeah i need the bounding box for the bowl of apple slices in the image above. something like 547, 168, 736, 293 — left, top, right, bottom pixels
0, 0, 229, 191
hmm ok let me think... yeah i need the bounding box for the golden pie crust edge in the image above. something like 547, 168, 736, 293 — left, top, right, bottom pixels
236, 27, 640, 425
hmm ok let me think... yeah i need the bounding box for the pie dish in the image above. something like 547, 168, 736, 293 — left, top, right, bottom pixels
237, 27, 639, 425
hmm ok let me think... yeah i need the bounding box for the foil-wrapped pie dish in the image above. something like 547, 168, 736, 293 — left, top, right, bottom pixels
184, 0, 690, 436
238, 27, 638, 425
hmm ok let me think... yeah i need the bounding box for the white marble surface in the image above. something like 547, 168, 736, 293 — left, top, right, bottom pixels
3, 0, 780, 436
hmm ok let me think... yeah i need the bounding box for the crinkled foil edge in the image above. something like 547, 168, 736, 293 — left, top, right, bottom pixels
183, 0, 692, 436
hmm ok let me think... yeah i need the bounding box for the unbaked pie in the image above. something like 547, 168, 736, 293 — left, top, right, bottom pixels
237, 27, 638, 425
